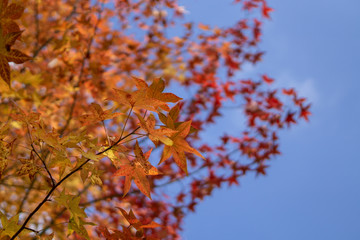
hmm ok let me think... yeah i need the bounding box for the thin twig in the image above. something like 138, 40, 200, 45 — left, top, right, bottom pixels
31, 144, 55, 186
26, 125, 55, 186
120, 135, 146, 144
102, 120, 111, 145
120, 106, 133, 140
24, 227, 39, 234
36, 184, 92, 237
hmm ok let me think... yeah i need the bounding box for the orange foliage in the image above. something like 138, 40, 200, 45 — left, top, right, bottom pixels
0, 0, 310, 239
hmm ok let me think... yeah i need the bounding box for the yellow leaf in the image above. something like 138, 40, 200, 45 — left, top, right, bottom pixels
136, 113, 176, 146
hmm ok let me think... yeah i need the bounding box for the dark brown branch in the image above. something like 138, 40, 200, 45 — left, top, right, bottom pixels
24, 227, 39, 234
36, 183, 92, 238
10, 126, 140, 239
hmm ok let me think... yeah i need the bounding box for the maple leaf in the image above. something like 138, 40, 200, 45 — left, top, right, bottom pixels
80, 149, 103, 162
68, 197, 88, 225
32, 124, 65, 152
80, 162, 103, 185
0, 0, 24, 34
158, 107, 205, 174
256, 164, 269, 176
109, 77, 182, 112
0, 212, 29, 238
48, 149, 71, 178
159, 122, 205, 174
117, 207, 162, 230
262, 3, 274, 19
55, 190, 88, 226
198, 23, 211, 31
10, 106, 40, 126
134, 77, 182, 110
282, 88, 295, 96
68, 217, 95, 240
102, 144, 130, 168
0, 30, 31, 86
300, 104, 311, 121
117, 208, 142, 229
79, 102, 123, 126
98, 225, 140, 240
285, 111, 297, 125
114, 141, 160, 199
136, 113, 177, 146
262, 74, 274, 84
109, 88, 163, 112
16, 152, 42, 180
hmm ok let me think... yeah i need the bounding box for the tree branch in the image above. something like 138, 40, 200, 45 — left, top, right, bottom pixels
36, 183, 92, 238
24, 227, 39, 234
10, 127, 140, 239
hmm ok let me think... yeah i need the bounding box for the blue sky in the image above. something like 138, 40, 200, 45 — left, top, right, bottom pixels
179, 0, 360, 239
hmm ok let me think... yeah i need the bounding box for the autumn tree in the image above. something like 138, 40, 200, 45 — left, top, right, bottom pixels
0, 0, 310, 239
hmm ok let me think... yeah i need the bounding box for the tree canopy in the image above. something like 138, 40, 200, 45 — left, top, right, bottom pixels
0, 0, 310, 239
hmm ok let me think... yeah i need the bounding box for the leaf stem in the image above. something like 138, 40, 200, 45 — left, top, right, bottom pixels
120, 106, 133, 140
31, 143, 55, 186
102, 120, 111, 145
24, 227, 39, 234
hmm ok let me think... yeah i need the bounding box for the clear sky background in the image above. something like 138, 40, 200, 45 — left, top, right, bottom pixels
177, 0, 360, 239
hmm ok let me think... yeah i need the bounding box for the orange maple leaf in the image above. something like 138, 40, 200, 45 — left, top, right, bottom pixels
79, 102, 123, 126
109, 77, 182, 112
0, 0, 24, 34
136, 113, 177, 146
16, 152, 41, 180
0, 30, 32, 86
159, 120, 205, 174
157, 104, 205, 174
134, 77, 182, 111
117, 207, 162, 230
114, 141, 160, 199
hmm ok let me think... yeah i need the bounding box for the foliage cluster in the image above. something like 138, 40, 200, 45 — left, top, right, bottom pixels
0, 0, 310, 239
